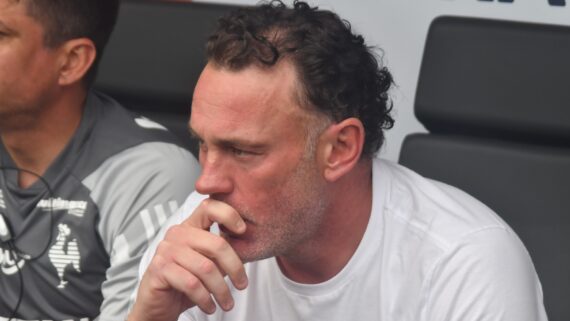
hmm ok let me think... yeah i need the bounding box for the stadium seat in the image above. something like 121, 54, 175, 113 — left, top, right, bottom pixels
95, 0, 243, 156
399, 16, 570, 321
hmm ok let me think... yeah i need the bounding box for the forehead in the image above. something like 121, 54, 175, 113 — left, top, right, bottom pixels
0, 0, 38, 27
0, 0, 24, 12
191, 61, 310, 136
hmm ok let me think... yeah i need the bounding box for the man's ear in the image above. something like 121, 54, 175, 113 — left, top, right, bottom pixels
318, 118, 365, 182
57, 38, 96, 86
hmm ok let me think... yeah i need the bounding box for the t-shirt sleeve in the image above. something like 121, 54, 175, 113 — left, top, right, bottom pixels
84, 142, 200, 321
424, 227, 548, 321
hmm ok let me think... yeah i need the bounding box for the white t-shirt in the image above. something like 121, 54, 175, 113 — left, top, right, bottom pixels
140, 158, 547, 321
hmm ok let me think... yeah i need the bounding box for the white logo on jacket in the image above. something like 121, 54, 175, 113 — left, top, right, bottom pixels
48, 224, 81, 289
0, 248, 29, 275
37, 198, 87, 217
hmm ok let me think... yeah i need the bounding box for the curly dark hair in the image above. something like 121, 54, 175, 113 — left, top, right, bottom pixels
20, 0, 119, 86
206, 0, 394, 157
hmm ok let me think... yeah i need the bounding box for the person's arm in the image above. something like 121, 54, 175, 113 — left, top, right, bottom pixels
424, 227, 548, 321
84, 143, 200, 321
128, 198, 249, 321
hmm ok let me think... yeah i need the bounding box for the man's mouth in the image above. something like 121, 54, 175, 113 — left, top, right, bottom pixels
218, 218, 255, 239
219, 223, 246, 239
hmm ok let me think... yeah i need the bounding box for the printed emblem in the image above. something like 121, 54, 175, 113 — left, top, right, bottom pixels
48, 224, 81, 289
0, 247, 29, 275
0, 189, 5, 209
36, 197, 87, 217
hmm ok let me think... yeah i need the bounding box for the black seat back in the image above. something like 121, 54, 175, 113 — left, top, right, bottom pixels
399, 16, 570, 321
95, 0, 243, 155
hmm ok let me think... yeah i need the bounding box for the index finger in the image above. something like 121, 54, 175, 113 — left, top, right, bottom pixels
184, 229, 249, 291
185, 198, 246, 235
181, 199, 249, 290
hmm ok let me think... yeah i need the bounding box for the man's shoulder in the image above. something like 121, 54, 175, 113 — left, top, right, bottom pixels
80, 142, 199, 214
374, 158, 511, 250
87, 90, 184, 148
72, 90, 197, 181
373, 159, 542, 319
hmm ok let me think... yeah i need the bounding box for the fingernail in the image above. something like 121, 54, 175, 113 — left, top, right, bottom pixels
237, 276, 248, 289
236, 220, 245, 231
222, 299, 234, 311
205, 302, 216, 314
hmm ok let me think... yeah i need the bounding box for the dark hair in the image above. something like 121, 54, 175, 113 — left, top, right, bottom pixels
206, 0, 394, 157
23, 0, 120, 86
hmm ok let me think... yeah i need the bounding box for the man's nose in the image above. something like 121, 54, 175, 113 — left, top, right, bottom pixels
195, 150, 233, 195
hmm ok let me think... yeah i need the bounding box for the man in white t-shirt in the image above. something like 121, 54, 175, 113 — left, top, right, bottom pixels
128, 1, 548, 320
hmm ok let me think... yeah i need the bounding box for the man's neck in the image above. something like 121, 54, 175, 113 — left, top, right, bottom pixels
276, 159, 374, 284
0, 88, 87, 188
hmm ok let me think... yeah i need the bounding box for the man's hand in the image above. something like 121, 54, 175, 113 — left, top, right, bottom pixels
128, 199, 249, 321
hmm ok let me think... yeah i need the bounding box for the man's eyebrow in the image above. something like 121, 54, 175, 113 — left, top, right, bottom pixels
218, 138, 267, 150
188, 127, 201, 140
188, 127, 267, 149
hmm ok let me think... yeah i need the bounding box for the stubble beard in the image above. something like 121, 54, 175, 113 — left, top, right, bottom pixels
223, 155, 328, 264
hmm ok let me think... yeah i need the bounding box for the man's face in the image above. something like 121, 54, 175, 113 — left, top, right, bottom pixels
190, 61, 329, 262
0, 0, 60, 127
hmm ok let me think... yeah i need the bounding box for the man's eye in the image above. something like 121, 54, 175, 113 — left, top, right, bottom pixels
198, 140, 207, 151
0, 29, 13, 39
231, 147, 248, 156
230, 147, 258, 157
